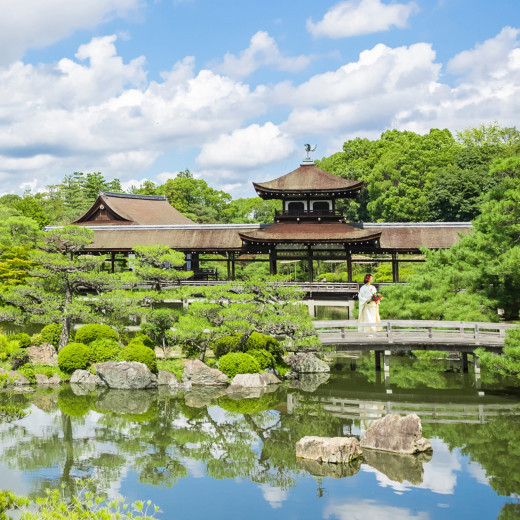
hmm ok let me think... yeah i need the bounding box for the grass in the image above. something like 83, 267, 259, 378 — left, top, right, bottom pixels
156, 359, 186, 381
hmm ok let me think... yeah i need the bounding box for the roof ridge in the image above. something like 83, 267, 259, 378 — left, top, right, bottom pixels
100, 191, 167, 201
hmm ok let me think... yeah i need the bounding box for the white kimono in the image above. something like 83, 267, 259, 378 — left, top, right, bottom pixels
358, 284, 380, 332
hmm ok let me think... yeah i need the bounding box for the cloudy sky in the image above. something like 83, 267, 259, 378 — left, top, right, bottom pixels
1, 0, 519, 197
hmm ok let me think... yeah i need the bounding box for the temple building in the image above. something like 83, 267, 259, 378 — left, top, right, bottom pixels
67, 152, 471, 282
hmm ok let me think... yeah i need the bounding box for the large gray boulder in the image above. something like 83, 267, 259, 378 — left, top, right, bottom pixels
296, 436, 362, 464
158, 370, 178, 386
27, 344, 58, 366
360, 414, 432, 454
283, 353, 330, 373
182, 359, 228, 386
96, 362, 158, 390
7, 371, 31, 386
70, 369, 104, 385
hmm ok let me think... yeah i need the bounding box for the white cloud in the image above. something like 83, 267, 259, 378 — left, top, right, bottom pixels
213, 31, 310, 79
307, 0, 418, 39
323, 499, 429, 520
447, 26, 520, 81
0, 0, 142, 66
258, 484, 288, 509
197, 122, 297, 170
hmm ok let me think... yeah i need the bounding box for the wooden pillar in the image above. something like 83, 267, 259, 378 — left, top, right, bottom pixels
461, 352, 469, 373
375, 350, 382, 371
231, 253, 236, 281
226, 253, 231, 281
391, 253, 399, 283
308, 245, 314, 283
346, 249, 353, 283
269, 249, 277, 275
110, 252, 115, 274
192, 253, 200, 271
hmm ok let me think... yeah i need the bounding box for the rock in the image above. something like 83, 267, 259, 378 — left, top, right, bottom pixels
228, 372, 281, 390
158, 370, 178, 386
47, 374, 61, 385
35, 373, 49, 385
296, 436, 362, 464
362, 449, 432, 485
169, 378, 191, 391
297, 457, 361, 479
360, 414, 432, 454
283, 371, 298, 380
8, 371, 31, 386
283, 353, 330, 373
184, 385, 227, 408
70, 383, 96, 396
182, 359, 228, 386
27, 343, 58, 366
96, 389, 154, 415
225, 385, 278, 400
96, 361, 158, 390
70, 369, 102, 385
287, 373, 330, 392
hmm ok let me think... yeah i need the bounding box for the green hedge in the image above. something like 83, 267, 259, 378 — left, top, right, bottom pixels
218, 352, 260, 379
57, 342, 91, 373
11, 333, 31, 348
75, 324, 118, 345
119, 344, 157, 374
213, 332, 283, 360
89, 338, 122, 364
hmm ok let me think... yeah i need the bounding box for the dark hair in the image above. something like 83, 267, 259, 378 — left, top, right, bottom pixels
364, 273, 372, 284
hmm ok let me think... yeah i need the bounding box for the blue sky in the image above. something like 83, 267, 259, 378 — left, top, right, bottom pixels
1, 0, 519, 197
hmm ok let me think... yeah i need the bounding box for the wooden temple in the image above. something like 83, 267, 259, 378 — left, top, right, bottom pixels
67, 156, 472, 282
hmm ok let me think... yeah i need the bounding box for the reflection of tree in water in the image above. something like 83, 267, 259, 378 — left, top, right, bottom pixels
425, 415, 520, 516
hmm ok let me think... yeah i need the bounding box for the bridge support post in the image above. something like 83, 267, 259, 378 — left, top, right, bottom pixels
461, 352, 469, 373
474, 354, 481, 390
391, 253, 399, 283
384, 350, 391, 388
375, 350, 382, 371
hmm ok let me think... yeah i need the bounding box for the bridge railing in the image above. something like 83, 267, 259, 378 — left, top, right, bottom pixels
313, 319, 517, 347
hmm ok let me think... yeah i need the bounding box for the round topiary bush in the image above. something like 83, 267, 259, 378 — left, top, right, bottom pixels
212, 335, 240, 358
11, 333, 31, 348
40, 323, 62, 347
118, 344, 157, 374
89, 338, 122, 364
218, 352, 261, 379
133, 332, 155, 350
57, 342, 91, 373
248, 349, 276, 370
75, 324, 118, 345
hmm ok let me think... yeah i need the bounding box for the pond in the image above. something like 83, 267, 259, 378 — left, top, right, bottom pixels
1, 355, 520, 519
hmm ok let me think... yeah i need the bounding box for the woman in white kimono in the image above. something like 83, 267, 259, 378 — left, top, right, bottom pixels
358, 273, 381, 332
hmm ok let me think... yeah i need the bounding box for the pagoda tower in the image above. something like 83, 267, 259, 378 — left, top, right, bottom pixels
239, 147, 381, 282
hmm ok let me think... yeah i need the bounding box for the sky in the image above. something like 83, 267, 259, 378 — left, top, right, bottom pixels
0, 0, 519, 198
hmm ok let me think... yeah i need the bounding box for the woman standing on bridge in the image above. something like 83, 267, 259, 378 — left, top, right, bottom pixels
358, 273, 381, 332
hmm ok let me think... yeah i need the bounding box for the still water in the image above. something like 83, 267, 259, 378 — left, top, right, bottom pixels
1, 356, 520, 520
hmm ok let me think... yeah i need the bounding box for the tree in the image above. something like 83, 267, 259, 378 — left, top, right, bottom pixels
1, 226, 116, 350
132, 245, 193, 291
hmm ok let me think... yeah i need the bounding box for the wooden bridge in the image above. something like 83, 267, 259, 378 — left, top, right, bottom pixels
287, 393, 520, 425
314, 319, 516, 351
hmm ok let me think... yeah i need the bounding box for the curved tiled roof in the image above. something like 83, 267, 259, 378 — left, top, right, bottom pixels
253, 164, 363, 196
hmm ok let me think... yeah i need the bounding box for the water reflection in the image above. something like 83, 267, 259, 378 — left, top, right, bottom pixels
0, 357, 519, 519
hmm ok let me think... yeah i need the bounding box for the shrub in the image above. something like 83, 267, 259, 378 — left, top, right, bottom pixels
58, 342, 91, 373
212, 332, 284, 361
0, 335, 20, 361
248, 349, 276, 370
75, 324, 118, 345
30, 333, 43, 346
10, 347, 29, 369
134, 332, 155, 349
40, 323, 62, 347
17, 363, 36, 384
119, 344, 157, 374
11, 333, 31, 348
89, 338, 121, 364
127, 337, 155, 350
218, 352, 260, 379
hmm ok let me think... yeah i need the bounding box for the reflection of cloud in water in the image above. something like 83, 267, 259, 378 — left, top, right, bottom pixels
0, 463, 30, 495
323, 499, 429, 520
361, 438, 461, 495
258, 483, 288, 509
467, 461, 489, 486
183, 458, 206, 479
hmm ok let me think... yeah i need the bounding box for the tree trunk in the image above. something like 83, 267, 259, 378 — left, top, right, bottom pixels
58, 285, 73, 351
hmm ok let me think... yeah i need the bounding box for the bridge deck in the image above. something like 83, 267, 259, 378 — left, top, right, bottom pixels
314, 320, 516, 350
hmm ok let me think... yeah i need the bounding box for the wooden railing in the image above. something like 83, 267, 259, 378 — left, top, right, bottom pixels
313, 319, 516, 349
